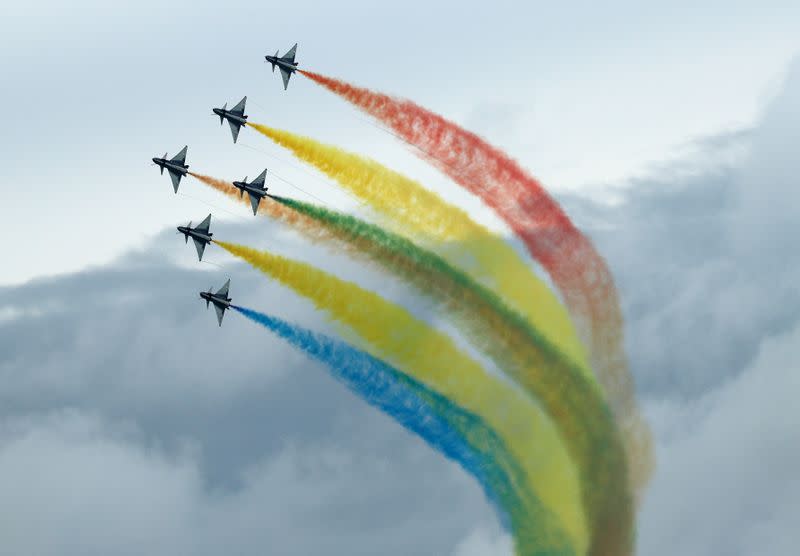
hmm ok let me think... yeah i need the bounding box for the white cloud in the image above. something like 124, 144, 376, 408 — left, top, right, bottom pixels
0, 411, 198, 556
452, 527, 513, 556
639, 321, 800, 556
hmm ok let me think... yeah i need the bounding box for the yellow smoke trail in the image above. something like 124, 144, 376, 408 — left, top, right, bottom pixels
247, 123, 591, 377
194, 172, 633, 553
217, 241, 588, 555
240, 128, 645, 519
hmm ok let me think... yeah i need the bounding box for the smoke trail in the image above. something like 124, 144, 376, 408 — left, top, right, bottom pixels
188, 165, 629, 546
217, 241, 588, 555
188, 171, 366, 249
189, 171, 582, 551
188, 167, 589, 385
297, 71, 652, 496
188, 172, 301, 223
270, 194, 598, 387
232, 305, 564, 555
193, 171, 631, 553
246, 123, 588, 372
237, 199, 632, 556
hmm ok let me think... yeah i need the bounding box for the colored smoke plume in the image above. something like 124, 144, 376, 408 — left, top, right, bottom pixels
218, 241, 588, 555
234, 305, 554, 555
298, 70, 652, 498
247, 122, 588, 371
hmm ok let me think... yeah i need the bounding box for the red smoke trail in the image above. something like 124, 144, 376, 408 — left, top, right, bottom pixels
300, 69, 652, 497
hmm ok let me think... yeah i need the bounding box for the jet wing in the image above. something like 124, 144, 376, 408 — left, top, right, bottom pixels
214, 303, 226, 326
228, 119, 242, 143
248, 192, 261, 215
230, 96, 247, 116
193, 238, 206, 261
280, 67, 292, 90
170, 146, 188, 165
215, 279, 230, 299
195, 214, 212, 234
281, 43, 297, 63
168, 169, 182, 193
251, 169, 267, 189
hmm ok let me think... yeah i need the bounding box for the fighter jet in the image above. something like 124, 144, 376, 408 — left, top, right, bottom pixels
265, 43, 299, 90
232, 169, 270, 215
177, 214, 213, 261
200, 279, 232, 326
152, 146, 189, 193
213, 97, 248, 143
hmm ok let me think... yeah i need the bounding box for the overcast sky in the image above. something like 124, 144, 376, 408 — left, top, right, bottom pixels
1, 1, 799, 555
1, 0, 799, 285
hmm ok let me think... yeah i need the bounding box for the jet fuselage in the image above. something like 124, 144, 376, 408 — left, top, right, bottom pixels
152, 158, 188, 176
200, 291, 231, 309
265, 56, 297, 74
213, 107, 248, 126
177, 226, 212, 244
232, 180, 268, 199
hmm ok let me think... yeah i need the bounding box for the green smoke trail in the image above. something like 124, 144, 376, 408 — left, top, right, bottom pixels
268, 195, 633, 555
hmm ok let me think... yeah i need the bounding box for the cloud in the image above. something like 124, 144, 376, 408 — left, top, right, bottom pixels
559, 57, 800, 555
0, 228, 500, 555
452, 526, 513, 556
0, 409, 499, 556
638, 321, 800, 556
566, 59, 800, 400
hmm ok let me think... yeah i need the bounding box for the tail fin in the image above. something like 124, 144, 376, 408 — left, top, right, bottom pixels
272, 51, 278, 72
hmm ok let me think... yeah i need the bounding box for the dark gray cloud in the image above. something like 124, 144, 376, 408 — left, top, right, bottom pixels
560, 59, 800, 555
568, 63, 800, 399
0, 229, 501, 555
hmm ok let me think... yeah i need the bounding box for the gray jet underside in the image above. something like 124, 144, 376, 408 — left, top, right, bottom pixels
153, 146, 189, 193
200, 279, 231, 326
179, 214, 212, 261
215, 97, 248, 143
266, 44, 298, 90
234, 169, 269, 214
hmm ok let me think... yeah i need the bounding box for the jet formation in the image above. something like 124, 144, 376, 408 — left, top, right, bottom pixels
151, 44, 299, 325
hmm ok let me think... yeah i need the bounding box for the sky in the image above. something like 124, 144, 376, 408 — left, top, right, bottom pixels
1, 1, 799, 554
1, 0, 799, 285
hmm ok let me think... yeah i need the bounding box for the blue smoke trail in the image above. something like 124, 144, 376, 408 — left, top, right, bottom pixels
232, 305, 526, 531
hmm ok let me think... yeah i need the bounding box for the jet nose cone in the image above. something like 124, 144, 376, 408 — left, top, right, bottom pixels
152, 157, 159, 164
